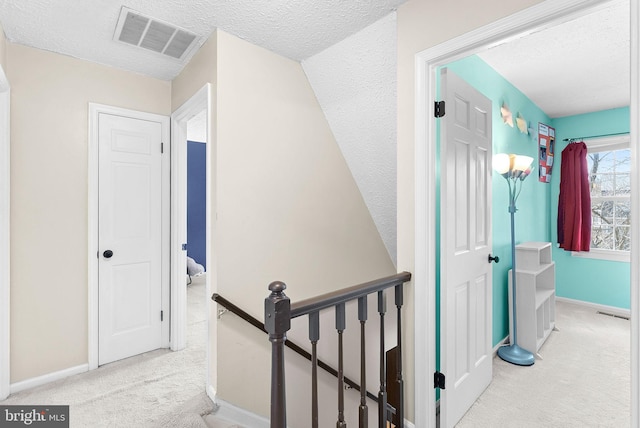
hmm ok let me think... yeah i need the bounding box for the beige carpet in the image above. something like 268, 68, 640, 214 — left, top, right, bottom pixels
3, 275, 214, 427
456, 300, 630, 427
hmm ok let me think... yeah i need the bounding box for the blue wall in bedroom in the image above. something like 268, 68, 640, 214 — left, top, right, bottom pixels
187, 140, 207, 270
551, 108, 630, 309
441, 55, 554, 347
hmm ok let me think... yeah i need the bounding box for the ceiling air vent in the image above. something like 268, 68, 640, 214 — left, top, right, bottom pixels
113, 7, 199, 61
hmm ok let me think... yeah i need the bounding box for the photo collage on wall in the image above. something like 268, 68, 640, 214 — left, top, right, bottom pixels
538, 123, 555, 183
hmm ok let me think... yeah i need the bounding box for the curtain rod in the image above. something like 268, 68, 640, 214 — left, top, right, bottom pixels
563, 131, 629, 142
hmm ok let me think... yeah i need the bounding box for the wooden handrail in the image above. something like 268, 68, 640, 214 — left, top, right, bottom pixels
211, 293, 378, 402
290, 272, 412, 318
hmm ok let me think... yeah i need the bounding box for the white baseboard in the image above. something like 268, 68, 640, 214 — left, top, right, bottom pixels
213, 398, 269, 428
555, 296, 631, 318
213, 397, 417, 428
206, 384, 216, 404
10, 364, 89, 395
492, 336, 509, 356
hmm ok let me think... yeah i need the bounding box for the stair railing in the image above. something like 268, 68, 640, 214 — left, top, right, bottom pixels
211, 293, 379, 401
265, 271, 412, 428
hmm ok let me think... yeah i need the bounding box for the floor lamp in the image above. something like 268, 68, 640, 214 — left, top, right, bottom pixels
494, 153, 535, 366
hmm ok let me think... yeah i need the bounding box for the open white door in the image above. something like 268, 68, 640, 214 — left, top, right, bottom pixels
440, 68, 493, 427
98, 113, 165, 365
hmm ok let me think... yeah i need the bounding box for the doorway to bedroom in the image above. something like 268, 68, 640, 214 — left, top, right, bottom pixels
170, 84, 214, 398
414, 0, 637, 426
185, 108, 208, 352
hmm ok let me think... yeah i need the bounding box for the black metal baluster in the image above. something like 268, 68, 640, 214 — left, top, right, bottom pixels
358, 296, 368, 428
265, 281, 291, 428
377, 291, 387, 428
309, 311, 320, 428
336, 302, 347, 428
395, 284, 404, 428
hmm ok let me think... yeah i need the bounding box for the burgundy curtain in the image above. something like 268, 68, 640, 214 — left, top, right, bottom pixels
557, 141, 591, 251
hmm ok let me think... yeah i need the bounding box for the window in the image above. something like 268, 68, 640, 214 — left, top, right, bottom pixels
574, 136, 630, 262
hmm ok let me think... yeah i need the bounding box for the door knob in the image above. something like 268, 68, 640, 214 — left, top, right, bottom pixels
488, 254, 499, 263
103, 250, 114, 259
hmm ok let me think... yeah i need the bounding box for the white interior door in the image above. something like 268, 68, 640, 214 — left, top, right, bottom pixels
98, 113, 164, 366
440, 68, 493, 427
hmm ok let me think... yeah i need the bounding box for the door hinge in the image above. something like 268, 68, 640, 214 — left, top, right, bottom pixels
434, 101, 446, 118
182, 243, 187, 251
434, 371, 446, 389
161, 142, 164, 153
161, 310, 164, 322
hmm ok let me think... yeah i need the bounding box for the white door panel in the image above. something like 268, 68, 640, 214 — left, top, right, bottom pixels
441, 68, 493, 427
99, 113, 164, 366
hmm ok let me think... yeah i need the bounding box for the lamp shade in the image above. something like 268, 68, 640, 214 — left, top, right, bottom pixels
493, 153, 511, 174
513, 155, 534, 172
493, 153, 534, 176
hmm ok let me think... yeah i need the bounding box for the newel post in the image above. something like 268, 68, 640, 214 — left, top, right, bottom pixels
265, 281, 291, 428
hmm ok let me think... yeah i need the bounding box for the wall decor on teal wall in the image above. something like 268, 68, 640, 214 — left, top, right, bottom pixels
537, 122, 556, 183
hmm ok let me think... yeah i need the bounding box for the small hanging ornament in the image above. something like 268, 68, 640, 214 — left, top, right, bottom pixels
501, 102, 514, 127
516, 113, 528, 134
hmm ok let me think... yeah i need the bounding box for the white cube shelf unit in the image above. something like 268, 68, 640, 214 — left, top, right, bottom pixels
508, 241, 556, 355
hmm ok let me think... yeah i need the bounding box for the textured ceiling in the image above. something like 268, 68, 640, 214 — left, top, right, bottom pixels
477, 0, 629, 118
0, 0, 406, 80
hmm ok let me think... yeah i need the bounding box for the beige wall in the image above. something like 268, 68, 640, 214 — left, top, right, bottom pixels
171, 33, 217, 112
214, 29, 395, 419
172, 30, 395, 422
396, 0, 545, 421
7, 43, 171, 382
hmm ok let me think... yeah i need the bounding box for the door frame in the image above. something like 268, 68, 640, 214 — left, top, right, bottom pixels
88, 103, 171, 370
413, 0, 639, 426
170, 84, 216, 399
0, 64, 10, 401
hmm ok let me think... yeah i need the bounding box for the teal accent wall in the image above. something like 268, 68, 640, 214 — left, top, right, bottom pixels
551, 108, 631, 309
440, 56, 553, 348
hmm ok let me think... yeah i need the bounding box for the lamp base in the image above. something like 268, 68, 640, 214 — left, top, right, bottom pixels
497, 344, 535, 366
